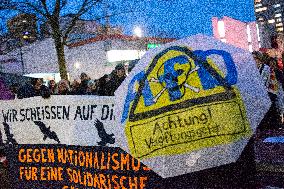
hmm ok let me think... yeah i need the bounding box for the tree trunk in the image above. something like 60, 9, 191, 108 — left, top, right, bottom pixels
54, 38, 68, 80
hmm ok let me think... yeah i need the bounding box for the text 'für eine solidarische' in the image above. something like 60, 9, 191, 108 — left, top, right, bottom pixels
18, 147, 150, 189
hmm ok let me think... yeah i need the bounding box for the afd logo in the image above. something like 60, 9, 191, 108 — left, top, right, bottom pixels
121, 46, 238, 123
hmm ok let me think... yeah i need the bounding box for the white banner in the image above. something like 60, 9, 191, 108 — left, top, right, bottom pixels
0, 95, 118, 147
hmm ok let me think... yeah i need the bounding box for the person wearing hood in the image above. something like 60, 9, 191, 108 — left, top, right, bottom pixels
105, 63, 126, 96
77, 72, 90, 95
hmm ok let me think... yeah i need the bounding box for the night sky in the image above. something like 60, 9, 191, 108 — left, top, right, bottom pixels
109, 0, 256, 38
0, 0, 256, 38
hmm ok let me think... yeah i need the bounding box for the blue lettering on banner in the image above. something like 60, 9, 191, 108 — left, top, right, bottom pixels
121, 71, 154, 123
193, 50, 237, 90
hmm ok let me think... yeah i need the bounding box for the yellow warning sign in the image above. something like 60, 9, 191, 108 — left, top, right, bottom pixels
122, 46, 251, 159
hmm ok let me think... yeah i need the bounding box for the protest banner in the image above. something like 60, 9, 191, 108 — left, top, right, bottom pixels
0, 96, 162, 189
114, 34, 271, 177
4, 144, 161, 189
0, 96, 116, 147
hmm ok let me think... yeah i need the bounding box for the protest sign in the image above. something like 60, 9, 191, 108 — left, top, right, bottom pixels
114, 34, 271, 177
0, 95, 116, 147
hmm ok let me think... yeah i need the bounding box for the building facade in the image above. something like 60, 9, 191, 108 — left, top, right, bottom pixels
7, 14, 38, 44
212, 16, 260, 52
0, 34, 175, 82
40, 16, 123, 43
254, 0, 284, 48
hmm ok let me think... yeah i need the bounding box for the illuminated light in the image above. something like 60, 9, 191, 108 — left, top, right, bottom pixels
275, 13, 282, 18
255, 7, 267, 12
277, 27, 283, 32
217, 20, 225, 38
276, 18, 282, 22
23, 35, 29, 39
74, 62, 80, 69
24, 73, 62, 83
268, 19, 275, 23
276, 23, 283, 27
147, 43, 161, 49
22, 20, 27, 23
107, 50, 142, 62
221, 38, 226, 43
133, 26, 143, 38
247, 25, 252, 43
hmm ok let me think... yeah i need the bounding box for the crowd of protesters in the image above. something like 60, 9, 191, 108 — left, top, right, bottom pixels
253, 33, 284, 131
0, 62, 128, 100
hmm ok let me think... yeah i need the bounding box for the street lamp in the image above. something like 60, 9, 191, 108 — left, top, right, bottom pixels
134, 26, 143, 38
74, 62, 80, 69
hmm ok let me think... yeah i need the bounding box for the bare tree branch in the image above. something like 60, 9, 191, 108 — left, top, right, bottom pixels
60, 0, 68, 9
39, 0, 51, 16
62, 0, 101, 43
53, 0, 61, 17
17, 1, 47, 17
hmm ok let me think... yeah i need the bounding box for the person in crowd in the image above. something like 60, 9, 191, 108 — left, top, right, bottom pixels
48, 80, 57, 94
17, 78, 50, 99
256, 34, 284, 130
124, 62, 129, 76
9, 83, 19, 99
86, 80, 99, 95
267, 35, 284, 125
56, 79, 70, 95
78, 72, 90, 95
96, 74, 111, 96
0, 78, 15, 100
105, 63, 126, 96
70, 79, 81, 95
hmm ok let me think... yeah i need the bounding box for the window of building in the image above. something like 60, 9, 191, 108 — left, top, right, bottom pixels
255, 3, 262, 8
276, 18, 282, 22
273, 4, 281, 8
255, 7, 267, 12
276, 23, 283, 27
275, 13, 282, 18
277, 27, 283, 32
107, 50, 145, 62
256, 24, 261, 41
268, 19, 275, 23
247, 25, 252, 43
249, 44, 253, 52
217, 20, 225, 38
258, 17, 264, 21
